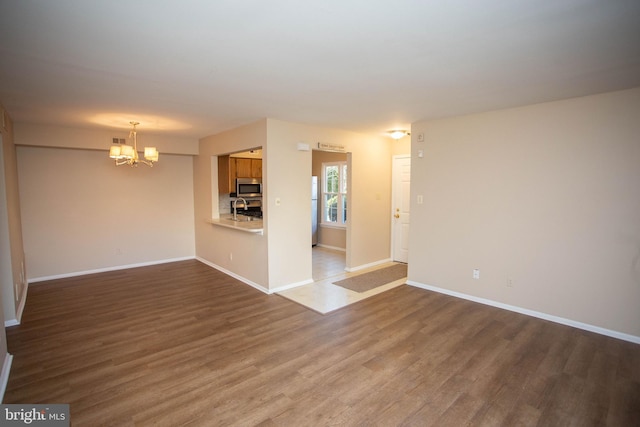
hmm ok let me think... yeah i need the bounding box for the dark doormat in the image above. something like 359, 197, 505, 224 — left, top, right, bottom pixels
333, 263, 407, 293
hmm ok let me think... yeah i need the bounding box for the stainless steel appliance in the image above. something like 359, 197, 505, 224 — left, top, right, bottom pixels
236, 178, 262, 197
311, 176, 318, 246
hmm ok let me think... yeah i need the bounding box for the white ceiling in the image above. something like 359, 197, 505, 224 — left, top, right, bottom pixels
1, 0, 639, 139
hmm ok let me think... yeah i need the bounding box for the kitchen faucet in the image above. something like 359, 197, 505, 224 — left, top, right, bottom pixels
232, 197, 248, 220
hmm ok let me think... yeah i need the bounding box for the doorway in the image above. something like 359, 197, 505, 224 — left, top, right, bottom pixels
312, 246, 346, 281
311, 149, 348, 281
392, 155, 411, 263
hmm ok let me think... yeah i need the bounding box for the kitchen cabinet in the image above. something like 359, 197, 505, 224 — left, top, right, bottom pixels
235, 158, 252, 178
251, 159, 262, 178
235, 158, 262, 178
218, 156, 262, 193
218, 155, 234, 194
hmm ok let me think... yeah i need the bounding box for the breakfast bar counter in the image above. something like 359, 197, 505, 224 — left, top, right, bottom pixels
207, 215, 263, 235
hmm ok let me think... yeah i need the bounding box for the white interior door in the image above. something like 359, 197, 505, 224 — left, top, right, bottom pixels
392, 155, 411, 263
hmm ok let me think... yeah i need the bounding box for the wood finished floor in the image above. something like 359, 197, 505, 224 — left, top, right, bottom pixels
5, 260, 640, 426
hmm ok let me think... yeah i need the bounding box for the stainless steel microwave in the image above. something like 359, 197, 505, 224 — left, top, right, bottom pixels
236, 178, 262, 197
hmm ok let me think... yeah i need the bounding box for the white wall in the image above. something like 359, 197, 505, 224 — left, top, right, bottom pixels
263, 120, 315, 288
266, 119, 392, 284
0, 136, 13, 321
346, 129, 393, 269
312, 150, 347, 250
194, 120, 269, 289
195, 119, 393, 291
17, 144, 195, 280
391, 133, 411, 156
409, 87, 640, 339
16, 123, 199, 155
1, 108, 27, 325
0, 134, 13, 325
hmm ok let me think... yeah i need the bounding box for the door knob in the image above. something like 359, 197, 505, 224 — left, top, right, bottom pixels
394, 213, 400, 219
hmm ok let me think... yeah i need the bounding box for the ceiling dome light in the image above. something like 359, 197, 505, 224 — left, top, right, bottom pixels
389, 130, 410, 140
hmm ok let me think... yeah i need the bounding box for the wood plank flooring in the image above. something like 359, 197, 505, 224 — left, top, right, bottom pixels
4, 260, 640, 426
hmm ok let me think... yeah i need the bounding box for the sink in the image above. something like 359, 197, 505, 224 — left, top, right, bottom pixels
231, 215, 259, 222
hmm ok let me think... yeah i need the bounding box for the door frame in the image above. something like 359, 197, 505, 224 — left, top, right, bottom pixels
391, 155, 411, 263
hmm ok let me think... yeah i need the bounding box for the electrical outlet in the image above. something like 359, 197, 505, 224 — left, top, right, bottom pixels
473, 269, 480, 279
507, 277, 515, 288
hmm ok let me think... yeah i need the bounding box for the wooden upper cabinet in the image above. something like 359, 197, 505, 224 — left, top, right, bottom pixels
251, 159, 262, 178
235, 158, 262, 178
218, 156, 262, 193
230, 158, 237, 181
235, 158, 253, 178
217, 155, 233, 194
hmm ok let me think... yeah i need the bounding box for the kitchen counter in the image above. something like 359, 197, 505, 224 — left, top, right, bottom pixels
208, 215, 263, 235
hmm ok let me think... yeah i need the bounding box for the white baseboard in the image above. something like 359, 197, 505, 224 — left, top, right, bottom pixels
7, 258, 194, 326
346, 257, 392, 273
0, 353, 13, 402
270, 278, 314, 294
195, 257, 314, 295
15, 283, 27, 323
4, 286, 27, 327
28, 256, 196, 284
407, 280, 640, 345
195, 257, 270, 294
316, 244, 346, 252
4, 283, 29, 328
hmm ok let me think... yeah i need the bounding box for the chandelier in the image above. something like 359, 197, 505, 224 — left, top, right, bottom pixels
108, 121, 159, 167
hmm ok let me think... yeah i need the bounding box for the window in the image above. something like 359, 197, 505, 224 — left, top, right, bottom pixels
322, 161, 347, 226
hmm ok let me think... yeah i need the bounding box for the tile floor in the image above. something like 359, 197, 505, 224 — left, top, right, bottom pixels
277, 246, 407, 314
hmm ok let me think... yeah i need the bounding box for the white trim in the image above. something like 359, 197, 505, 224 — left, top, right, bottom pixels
407, 280, 640, 345
28, 256, 195, 284
4, 294, 24, 328
196, 257, 314, 295
14, 282, 28, 323
320, 160, 348, 227
195, 257, 269, 294
270, 278, 314, 294
346, 257, 392, 273
0, 353, 13, 402
319, 223, 346, 230
316, 244, 346, 252
391, 155, 411, 263
4, 284, 29, 327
